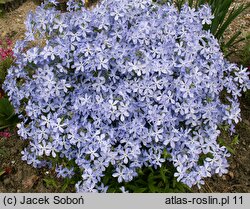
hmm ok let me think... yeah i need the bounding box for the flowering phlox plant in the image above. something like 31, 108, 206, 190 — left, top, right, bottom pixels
3, 0, 250, 192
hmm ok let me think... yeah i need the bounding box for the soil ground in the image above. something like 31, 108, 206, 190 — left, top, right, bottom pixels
0, 0, 250, 193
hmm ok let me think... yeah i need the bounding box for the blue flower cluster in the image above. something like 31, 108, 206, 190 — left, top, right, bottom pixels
3, 0, 250, 192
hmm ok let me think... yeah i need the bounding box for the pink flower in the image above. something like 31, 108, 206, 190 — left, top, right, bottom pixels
0, 131, 11, 138
0, 37, 14, 60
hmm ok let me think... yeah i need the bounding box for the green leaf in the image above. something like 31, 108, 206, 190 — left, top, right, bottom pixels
0, 148, 6, 155
231, 135, 239, 145
148, 173, 156, 192
224, 31, 242, 48
61, 179, 70, 192
125, 184, 146, 192
0, 170, 6, 177
107, 187, 117, 193
210, 0, 233, 35
215, 4, 250, 40
0, 98, 14, 116
0, 124, 13, 130
160, 167, 167, 183
218, 138, 235, 154
163, 148, 171, 159
133, 187, 147, 193
135, 178, 147, 185
43, 178, 58, 189
137, 168, 144, 175
188, 0, 194, 7
228, 34, 250, 48
0, 98, 18, 129
148, 182, 156, 193
175, 0, 186, 11
102, 173, 111, 185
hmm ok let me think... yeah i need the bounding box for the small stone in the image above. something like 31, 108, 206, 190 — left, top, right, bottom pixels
230, 163, 236, 170
22, 175, 39, 190
3, 178, 11, 186
245, 167, 250, 174
0, 186, 6, 193
13, 172, 22, 183
228, 171, 234, 179
243, 119, 250, 126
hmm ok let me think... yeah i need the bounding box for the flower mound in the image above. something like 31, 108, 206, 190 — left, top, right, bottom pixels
3, 0, 250, 192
